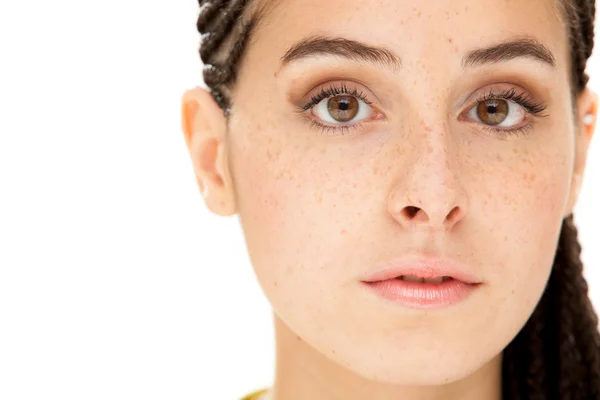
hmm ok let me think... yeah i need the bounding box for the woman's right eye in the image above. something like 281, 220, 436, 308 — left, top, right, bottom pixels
311, 95, 375, 125
295, 84, 384, 134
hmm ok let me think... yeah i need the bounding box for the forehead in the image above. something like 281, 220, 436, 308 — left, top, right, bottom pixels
245, 0, 570, 72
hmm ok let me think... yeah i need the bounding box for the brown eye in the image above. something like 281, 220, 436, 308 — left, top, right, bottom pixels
476, 99, 509, 125
327, 95, 359, 122
310, 88, 375, 127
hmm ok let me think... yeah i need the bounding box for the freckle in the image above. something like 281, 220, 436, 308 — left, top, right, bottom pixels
497, 154, 503, 162
340, 229, 347, 235
448, 37, 453, 43
418, 11, 422, 17
274, 280, 278, 287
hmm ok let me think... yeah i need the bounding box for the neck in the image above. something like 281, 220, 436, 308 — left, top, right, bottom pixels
268, 314, 503, 400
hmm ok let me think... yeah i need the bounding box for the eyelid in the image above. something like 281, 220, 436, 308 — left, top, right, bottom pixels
298, 80, 384, 109
460, 86, 547, 113
297, 83, 385, 119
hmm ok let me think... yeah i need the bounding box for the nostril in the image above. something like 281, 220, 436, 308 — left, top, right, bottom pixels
404, 206, 420, 218
447, 206, 463, 222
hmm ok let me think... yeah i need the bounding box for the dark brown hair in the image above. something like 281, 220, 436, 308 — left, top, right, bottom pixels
196, 1, 600, 398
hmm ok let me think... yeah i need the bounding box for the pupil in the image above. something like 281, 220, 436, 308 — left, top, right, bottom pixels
487, 105, 497, 113
339, 100, 349, 111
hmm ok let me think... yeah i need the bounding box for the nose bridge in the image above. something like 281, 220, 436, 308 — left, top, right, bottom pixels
414, 120, 457, 179
387, 114, 469, 231
410, 120, 462, 197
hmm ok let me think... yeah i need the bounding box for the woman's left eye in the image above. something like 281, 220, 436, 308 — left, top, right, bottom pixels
465, 98, 526, 129
461, 88, 549, 136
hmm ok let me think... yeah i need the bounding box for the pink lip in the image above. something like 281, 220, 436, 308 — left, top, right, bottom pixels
360, 257, 482, 284
359, 257, 483, 309
361, 278, 481, 309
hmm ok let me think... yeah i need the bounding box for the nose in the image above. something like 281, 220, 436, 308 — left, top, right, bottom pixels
387, 127, 469, 232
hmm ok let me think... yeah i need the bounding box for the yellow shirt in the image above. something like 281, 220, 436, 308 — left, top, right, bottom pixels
241, 387, 270, 400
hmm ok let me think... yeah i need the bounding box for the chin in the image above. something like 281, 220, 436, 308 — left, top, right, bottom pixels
337, 346, 493, 386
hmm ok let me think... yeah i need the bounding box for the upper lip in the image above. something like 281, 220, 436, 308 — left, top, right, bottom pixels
361, 256, 482, 284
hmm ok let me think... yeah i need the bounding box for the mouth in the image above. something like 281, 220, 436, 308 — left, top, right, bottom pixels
394, 275, 454, 284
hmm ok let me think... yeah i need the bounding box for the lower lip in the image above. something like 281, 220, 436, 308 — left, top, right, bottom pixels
361, 278, 481, 309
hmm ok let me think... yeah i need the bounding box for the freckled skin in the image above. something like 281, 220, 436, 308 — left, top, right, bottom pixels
184, 0, 597, 399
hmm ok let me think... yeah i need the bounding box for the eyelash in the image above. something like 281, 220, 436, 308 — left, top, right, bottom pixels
296, 84, 549, 137
475, 87, 548, 138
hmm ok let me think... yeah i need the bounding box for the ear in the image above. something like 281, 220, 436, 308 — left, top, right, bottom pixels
181, 86, 237, 216
563, 87, 598, 218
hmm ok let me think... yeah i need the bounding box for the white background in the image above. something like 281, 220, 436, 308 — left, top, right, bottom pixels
0, 1, 598, 399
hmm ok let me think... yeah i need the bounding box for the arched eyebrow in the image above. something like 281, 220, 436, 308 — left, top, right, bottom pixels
278, 35, 556, 72
462, 37, 556, 69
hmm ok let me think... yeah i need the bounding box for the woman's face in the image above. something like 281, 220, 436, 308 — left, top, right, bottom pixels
208, 0, 588, 386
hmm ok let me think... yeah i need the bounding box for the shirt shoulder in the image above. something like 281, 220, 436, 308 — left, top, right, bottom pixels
240, 387, 269, 400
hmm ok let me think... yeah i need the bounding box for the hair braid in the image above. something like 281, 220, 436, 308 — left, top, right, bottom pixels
565, 0, 596, 92
196, 1, 222, 33
199, 0, 249, 61
194, 1, 600, 398
560, 216, 600, 396
197, 0, 252, 115
555, 223, 587, 398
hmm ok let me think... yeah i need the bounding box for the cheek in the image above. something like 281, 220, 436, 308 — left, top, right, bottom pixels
479, 143, 572, 333
506, 144, 570, 244
231, 129, 334, 293
230, 124, 374, 325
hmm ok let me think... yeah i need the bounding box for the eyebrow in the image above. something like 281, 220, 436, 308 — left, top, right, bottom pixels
279, 35, 556, 72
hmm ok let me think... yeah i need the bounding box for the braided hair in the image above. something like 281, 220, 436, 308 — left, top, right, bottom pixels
196, 0, 600, 398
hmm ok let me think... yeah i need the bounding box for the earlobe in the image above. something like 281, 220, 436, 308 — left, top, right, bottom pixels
579, 88, 599, 140
180, 86, 237, 216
